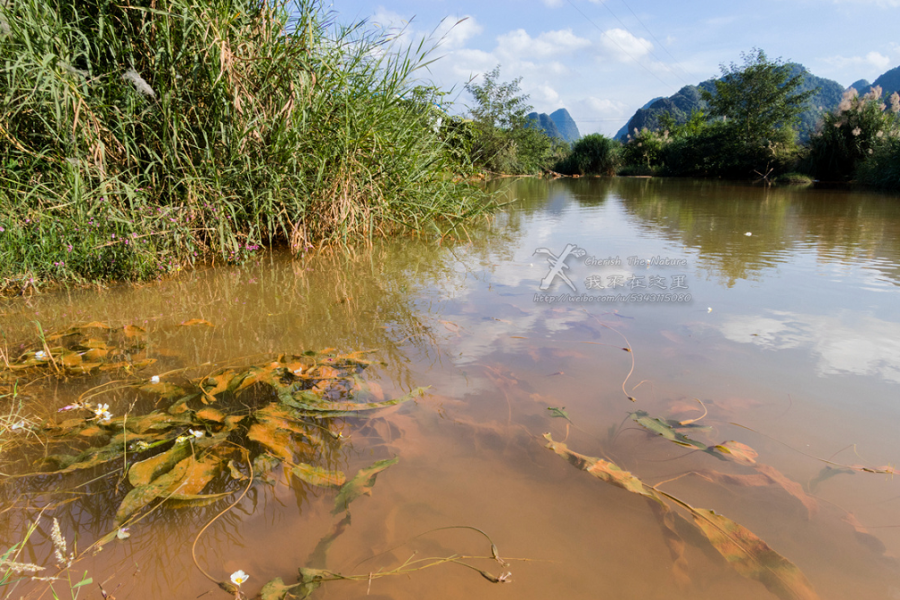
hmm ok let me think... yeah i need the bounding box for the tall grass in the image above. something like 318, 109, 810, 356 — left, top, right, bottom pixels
0, 0, 485, 290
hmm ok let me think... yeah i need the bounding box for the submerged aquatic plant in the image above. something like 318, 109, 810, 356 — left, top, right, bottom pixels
1, 320, 511, 598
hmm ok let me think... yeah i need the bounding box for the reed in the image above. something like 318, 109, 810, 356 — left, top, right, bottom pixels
0, 0, 486, 290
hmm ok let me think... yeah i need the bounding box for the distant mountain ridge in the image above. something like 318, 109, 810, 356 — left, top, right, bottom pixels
856, 65, 900, 97
612, 63, 870, 142
527, 108, 580, 143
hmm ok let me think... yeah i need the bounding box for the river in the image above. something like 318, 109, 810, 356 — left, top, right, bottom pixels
1, 177, 899, 600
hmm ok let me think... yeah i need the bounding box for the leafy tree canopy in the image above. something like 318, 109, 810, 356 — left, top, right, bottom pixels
465, 65, 532, 130
702, 48, 817, 145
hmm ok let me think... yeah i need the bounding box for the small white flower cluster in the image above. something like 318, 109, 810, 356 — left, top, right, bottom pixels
175, 429, 205, 444
50, 519, 74, 568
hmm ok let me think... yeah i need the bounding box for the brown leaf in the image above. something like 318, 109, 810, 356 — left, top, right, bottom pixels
247, 422, 293, 462
711, 441, 758, 466
180, 319, 214, 327
123, 324, 146, 339
291, 463, 346, 488
689, 508, 820, 600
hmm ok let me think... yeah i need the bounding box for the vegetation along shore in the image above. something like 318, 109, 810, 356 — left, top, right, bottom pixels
2, 0, 900, 293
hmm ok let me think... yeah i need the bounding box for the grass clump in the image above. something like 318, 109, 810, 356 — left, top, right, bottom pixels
773, 172, 813, 185
0, 0, 486, 291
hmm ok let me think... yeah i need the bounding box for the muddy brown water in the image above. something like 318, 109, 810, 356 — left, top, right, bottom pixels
2, 177, 900, 600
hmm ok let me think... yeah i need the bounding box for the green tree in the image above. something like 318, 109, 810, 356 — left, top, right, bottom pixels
464, 65, 556, 173
702, 48, 816, 146
555, 134, 620, 176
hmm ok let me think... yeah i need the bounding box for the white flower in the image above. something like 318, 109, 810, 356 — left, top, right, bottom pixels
230, 570, 249, 586
93, 404, 112, 422
150, 375, 160, 384
707, 307, 713, 313
852, 127, 862, 137
745, 232, 752, 236
189, 429, 204, 438
175, 435, 189, 444
10, 421, 25, 431
35, 350, 47, 360
116, 528, 131, 540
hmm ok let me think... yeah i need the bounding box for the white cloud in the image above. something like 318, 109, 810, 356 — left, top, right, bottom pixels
597, 28, 652, 62
825, 51, 892, 72
719, 310, 900, 384
542, 0, 565, 6
496, 28, 592, 60
530, 84, 562, 106
432, 16, 483, 50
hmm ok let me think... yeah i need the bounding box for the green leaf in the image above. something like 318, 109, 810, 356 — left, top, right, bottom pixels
128, 443, 192, 486
631, 410, 707, 450
332, 457, 399, 515
547, 406, 570, 420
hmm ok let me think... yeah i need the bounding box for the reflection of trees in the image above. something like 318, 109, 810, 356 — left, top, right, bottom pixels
612, 178, 900, 287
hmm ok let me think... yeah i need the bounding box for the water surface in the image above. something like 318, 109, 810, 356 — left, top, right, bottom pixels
2, 178, 900, 600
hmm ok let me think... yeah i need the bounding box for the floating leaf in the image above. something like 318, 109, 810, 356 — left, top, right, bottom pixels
291, 463, 345, 488
180, 319, 214, 327
167, 453, 226, 499
138, 382, 187, 399
129, 443, 192, 486
82, 347, 109, 362
116, 457, 191, 525
196, 407, 225, 423
201, 369, 243, 398
252, 454, 281, 483
248, 422, 294, 462
126, 411, 192, 434
333, 457, 399, 515
123, 325, 146, 339
228, 460, 248, 481
710, 441, 758, 465
59, 352, 83, 368
543, 434, 665, 504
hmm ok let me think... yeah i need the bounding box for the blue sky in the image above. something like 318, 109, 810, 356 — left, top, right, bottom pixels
325, 0, 900, 136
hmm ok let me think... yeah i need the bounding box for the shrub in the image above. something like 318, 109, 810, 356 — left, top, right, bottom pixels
554, 134, 620, 176
804, 86, 900, 181
856, 136, 900, 192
